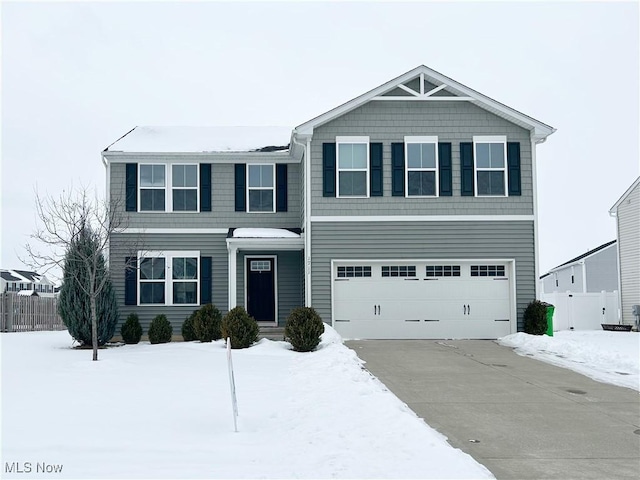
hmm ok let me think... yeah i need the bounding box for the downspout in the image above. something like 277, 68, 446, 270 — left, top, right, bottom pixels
102, 153, 111, 268
291, 132, 312, 306
531, 133, 541, 300
609, 209, 622, 322
581, 260, 587, 293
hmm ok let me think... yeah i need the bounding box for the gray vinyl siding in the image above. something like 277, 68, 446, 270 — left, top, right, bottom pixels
109, 232, 229, 337
585, 244, 619, 293
310, 221, 535, 331
616, 183, 640, 324
235, 250, 303, 326
310, 100, 533, 217
110, 160, 302, 229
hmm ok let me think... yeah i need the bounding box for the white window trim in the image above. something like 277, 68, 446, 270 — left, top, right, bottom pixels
171, 163, 200, 213
404, 135, 439, 198
472, 135, 508, 198
137, 250, 200, 306
336, 136, 370, 198
138, 163, 200, 213
246, 163, 276, 213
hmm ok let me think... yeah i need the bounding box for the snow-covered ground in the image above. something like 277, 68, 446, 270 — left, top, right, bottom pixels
498, 330, 639, 391
1, 327, 492, 479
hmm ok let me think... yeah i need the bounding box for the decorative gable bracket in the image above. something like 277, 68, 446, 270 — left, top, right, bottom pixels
373, 73, 472, 101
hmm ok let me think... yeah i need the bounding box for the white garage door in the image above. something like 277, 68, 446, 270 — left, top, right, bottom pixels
332, 260, 514, 339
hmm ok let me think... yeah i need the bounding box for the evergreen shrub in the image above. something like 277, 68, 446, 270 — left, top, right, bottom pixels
285, 307, 325, 352
193, 304, 222, 342
181, 311, 198, 342
523, 300, 548, 335
121, 313, 142, 344
148, 314, 173, 344
221, 306, 259, 349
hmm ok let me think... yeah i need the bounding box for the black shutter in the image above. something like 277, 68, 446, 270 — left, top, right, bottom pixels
507, 142, 521, 196
460, 142, 474, 196
200, 256, 212, 305
369, 143, 383, 197
200, 164, 212, 212
124, 256, 137, 306
276, 164, 288, 211
438, 143, 452, 197
322, 143, 336, 197
391, 143, 405, 196
234, 164, 246, 211
125, 164, 137, 212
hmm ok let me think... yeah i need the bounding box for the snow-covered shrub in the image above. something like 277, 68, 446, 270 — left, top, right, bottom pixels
285, 307, 325, 352
181, 311, 198, 342
148, 314, 173, 344
221, 306, 259, 349
193, 304, 222, 342
523, 300, 548, 335
121, 313, 142, 344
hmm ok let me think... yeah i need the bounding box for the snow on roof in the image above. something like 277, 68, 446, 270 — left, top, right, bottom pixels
17, 290, 38, 296
232, 228, 300, 239
105, 126, 293, 153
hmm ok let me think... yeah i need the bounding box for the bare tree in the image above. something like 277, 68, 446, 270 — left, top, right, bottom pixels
23, 186, 134, 361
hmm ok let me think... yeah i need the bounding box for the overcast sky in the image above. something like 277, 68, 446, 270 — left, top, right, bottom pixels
1, 1, 638, 281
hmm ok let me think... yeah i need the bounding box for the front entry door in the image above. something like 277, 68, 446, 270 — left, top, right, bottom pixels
246, 258, 276, 322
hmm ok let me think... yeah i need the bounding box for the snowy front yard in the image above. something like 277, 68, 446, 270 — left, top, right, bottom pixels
498, 330, 639, 391
1, 327, 492, 479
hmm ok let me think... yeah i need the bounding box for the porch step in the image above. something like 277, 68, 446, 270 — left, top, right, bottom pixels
259, 326, 286, 341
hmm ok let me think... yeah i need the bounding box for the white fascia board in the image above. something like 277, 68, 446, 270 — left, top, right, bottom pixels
609, 176, 640, 214
310, 215, 534, 222
295, 65, 555, 139
103, 151, 298, 163
225, 237, 304, 251
118, 228, 229, 235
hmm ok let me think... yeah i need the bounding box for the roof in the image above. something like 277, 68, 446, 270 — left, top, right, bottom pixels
232, 228, 300, 239
12, 269, 39, 282
0, 269, 51, 284
1, 271, 21, 282
609, 177, 640, 214
540, 240, 617, 278
294, 65, 556, 141
103, 126, 292, 153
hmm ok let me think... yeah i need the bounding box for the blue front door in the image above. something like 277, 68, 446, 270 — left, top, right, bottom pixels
246, 258, 276, 322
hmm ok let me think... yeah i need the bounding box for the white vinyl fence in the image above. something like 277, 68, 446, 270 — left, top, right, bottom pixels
540, 291, 619, 331
0, 293, 66, 332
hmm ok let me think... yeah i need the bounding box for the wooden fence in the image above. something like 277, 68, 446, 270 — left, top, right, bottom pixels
0, 293, 66, 332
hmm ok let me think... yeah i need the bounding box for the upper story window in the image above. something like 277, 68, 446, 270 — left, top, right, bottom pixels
139, 164, 166, 211
405, 136, 438, 197
172, 165, 198, 211
247, 164, 275, 212
139, 164, 199, 212
474, 136, 507, 197
337, 136, 369, 197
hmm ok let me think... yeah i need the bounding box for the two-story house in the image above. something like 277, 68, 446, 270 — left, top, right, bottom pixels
104, 65, 555, 340
1, 269, 56, 297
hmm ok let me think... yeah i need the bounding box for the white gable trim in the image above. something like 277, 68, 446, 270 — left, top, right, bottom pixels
609, 176, 640, 214
294, 65, 555, 140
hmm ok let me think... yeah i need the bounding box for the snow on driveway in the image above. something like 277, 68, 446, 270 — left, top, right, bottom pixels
1, 327, 493, 479
498, 330, 639, 391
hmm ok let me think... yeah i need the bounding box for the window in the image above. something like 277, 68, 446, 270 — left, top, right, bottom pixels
426, 265, 461, 277
138, 251, 199, 305
474, 137, 507, 196
471, 265, 505, 277
139, 164, 166, 211
405, 137, 438, 197
382, 266, 416, 277
247, 164, 275, 212
337, 266, 372, 278
337, 137, 368, 197
172, 164, 198, 211
250, 260, 271, 272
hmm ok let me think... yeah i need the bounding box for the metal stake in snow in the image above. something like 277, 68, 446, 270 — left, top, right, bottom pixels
226, 337, 239, 432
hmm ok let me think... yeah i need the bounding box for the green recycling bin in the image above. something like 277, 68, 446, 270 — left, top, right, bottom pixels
544, 303, 555, 337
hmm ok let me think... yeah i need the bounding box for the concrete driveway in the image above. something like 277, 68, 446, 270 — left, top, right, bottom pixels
346, 340, 640, 480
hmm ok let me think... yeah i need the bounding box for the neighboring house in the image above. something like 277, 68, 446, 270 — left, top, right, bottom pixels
0, 269, 56, 298
540, 240, 618, 294
610, 177, 640, 326
104, 65, 555, 340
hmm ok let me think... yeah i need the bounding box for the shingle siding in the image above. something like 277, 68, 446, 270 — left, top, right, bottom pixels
310, 100, 533, 217
310, 221, 535, 331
